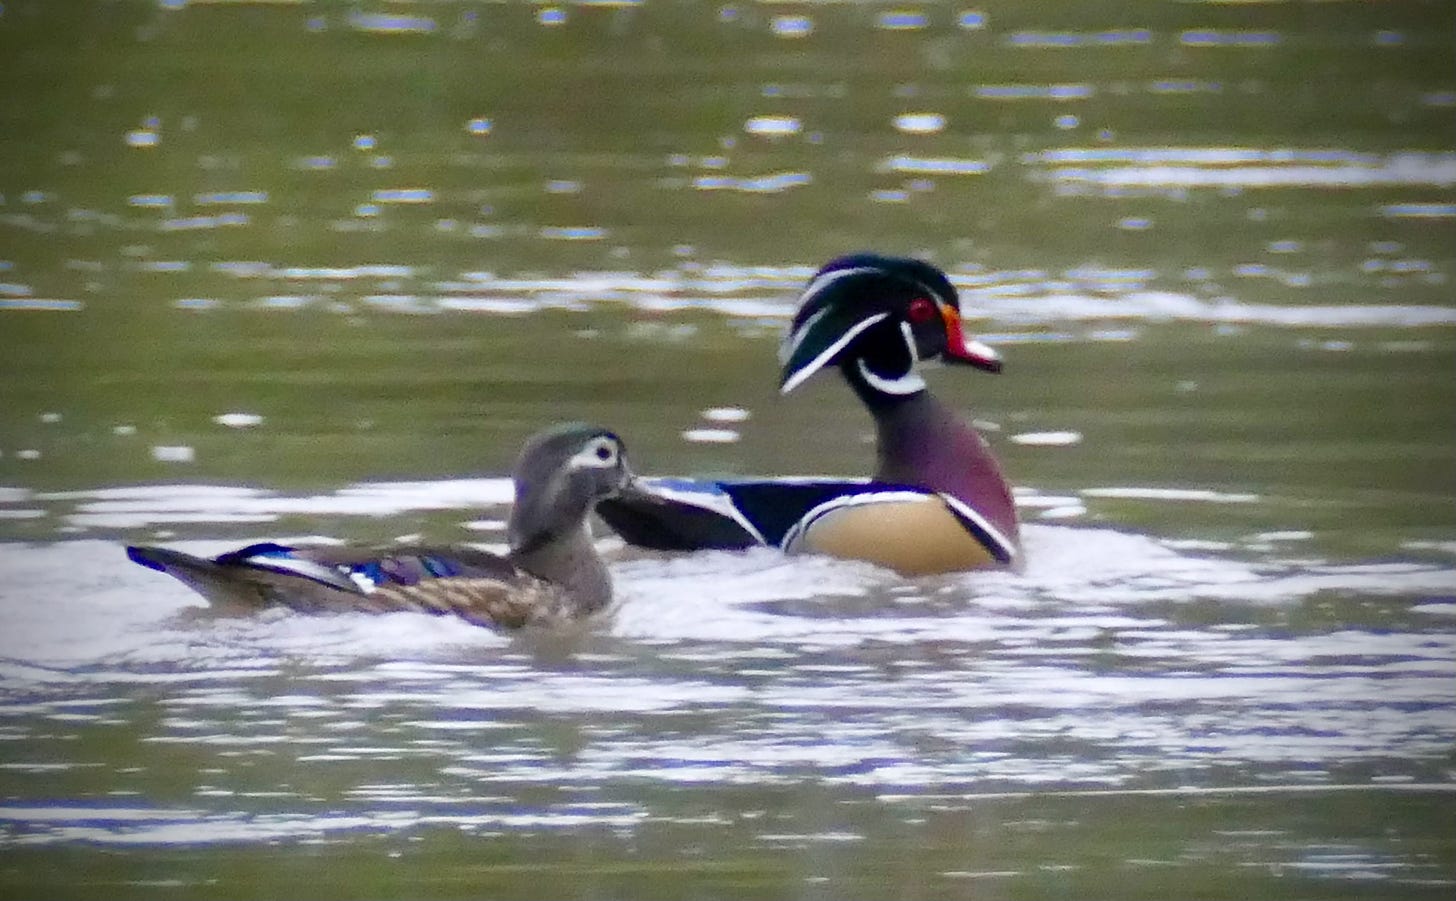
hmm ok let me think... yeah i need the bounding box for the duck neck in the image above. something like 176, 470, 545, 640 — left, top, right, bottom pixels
846, 363, 1020, 546
843, 357, 936, 482
860, 384, 942, 485
509, 521, 612, 615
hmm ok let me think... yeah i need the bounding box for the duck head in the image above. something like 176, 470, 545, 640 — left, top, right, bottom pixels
507, 423, 633, 556
779, 253, 1001, 398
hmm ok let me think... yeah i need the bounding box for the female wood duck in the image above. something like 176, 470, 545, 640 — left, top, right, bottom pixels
596, 253, 1020, 574
126, 423, 632, 629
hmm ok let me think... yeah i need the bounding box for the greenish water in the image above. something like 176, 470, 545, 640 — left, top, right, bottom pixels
2, 2, 1455, 899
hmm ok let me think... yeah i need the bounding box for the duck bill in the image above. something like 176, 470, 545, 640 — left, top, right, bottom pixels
941, 305, 1002, 373
778, 309, 891, 394
617, 467, 642, 496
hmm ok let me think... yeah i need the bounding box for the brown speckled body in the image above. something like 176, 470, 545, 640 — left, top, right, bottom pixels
369, 577, 579, 629
129, 543, 602, 631
127, 423, 631, 631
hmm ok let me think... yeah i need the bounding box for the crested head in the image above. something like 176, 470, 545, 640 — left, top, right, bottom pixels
508, 423, 632, 555
779, 253, 1002, 399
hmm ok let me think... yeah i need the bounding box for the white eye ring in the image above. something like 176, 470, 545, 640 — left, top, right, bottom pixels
570, 439, 618, 470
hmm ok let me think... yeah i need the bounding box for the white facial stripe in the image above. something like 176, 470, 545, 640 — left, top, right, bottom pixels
798, 266, 880, 307
855, 357, 927, 395
899, 320, 920, 361
567, 439, 618, 470
779, 264, 889, 365
781, 312, 891, 394
778, 304, 830, 365
848, 320, 927, 396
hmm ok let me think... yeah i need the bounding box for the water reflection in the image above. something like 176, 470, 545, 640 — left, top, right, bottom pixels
13, 262, 1451, 323
2, 479, 1453, 888
0, 526, 1452, 863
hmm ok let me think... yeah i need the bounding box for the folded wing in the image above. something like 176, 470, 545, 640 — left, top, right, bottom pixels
126, 542, 549, 626
596, 477, 1016, 573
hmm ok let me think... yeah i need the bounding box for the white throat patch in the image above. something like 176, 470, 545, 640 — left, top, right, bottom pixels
853, 320, 927, 395
855, 358, 927, 395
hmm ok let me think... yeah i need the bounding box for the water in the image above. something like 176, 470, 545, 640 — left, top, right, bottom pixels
2, 1, 1455, 898
1, 521, 1454, 896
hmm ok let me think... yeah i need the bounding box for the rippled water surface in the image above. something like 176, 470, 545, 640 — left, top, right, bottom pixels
3, 1, 1455, 898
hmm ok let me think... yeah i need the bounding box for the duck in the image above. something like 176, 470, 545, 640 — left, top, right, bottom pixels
596, 253, 1020, 574
126, 423, 632, 629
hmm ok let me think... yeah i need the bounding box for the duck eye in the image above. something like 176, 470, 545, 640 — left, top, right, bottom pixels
907, 297, 936, 324
594, 443, 614, 462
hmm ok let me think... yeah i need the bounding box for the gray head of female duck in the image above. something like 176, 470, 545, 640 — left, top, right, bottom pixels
507, 422, 633, 609
777, 253, 1020, 548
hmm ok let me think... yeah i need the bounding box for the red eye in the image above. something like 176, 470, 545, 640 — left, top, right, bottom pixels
907, 297, 936, 324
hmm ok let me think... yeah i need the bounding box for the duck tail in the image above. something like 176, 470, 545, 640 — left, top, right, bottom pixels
126, 544, 211, 575
126, 544, 266, 607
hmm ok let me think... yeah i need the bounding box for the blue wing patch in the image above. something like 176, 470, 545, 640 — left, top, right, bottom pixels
216, 544, 473, 594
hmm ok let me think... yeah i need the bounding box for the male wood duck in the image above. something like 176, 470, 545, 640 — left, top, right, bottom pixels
596, 253, 1020, 574
126, 423, 632, 629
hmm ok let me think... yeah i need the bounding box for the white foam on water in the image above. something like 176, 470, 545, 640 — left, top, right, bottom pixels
1009, 430, 1083, 446
970, 291, 1456, 327
892, 113, 946, 134
177, 265, 1451, 331
701, 406, 750, 423
0, 541, 204, 670
1413, 603, 1456, 617
46, 479, 515, 529
1083, 486, 1260, 503
0, 522, 1451, 832
150, 445, 195, 463
681, 428, 741, 444
0, 540, 513, 675
0, 520, 1451, 673
769, 15, 812, 38
878, 155, 991, 176
743, 115, 801, 137
1403, 540, 1456, 556
1, 805, 647, 847
1043, 155, 1456, 188
610, 526, 1456, 645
